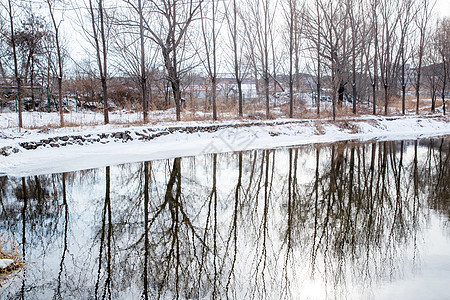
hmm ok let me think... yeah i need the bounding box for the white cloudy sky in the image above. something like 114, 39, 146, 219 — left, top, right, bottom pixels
436, 0, 450, 17
8, 0, 450, 73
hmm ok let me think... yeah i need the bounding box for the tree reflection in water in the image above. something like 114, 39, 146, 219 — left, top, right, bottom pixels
0, 137, 449, 299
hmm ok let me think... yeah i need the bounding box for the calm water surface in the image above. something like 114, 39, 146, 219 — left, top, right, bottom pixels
1, 138, 450, 299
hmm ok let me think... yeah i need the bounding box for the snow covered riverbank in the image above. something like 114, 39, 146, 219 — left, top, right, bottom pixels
1, 114, 449, 177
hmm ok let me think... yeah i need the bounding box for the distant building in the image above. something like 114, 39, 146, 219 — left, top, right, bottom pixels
183, 73, 259, 100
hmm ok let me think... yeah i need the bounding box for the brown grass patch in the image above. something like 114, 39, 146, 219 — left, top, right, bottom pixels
337, 120, 359, 134
314, 120, 326, 135
0, 235, 23, 278
24, 121, 88, 130
3, 93, 443, 131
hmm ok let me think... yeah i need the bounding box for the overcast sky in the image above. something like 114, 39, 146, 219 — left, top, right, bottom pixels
436, 0, 450, 17
12, 0, 450, 75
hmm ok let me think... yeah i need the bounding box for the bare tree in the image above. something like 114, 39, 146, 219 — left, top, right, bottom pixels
12, 13, 48, 112
1, 0, 444, 125
138, 0, 148, 121
379, 0, 401, 116
269, 5, 282, 96
347, 0, 363, 115
305, 0, 351, 119
224, 0, 246, 117
6, 0, 22, 128
315, 0, 322, 116
242, 16, 260, 97
262, 0, 270, 118
141, 0, 203, 121
200, 0, 219, 120
423, 43, 440, 112
288, 0, 296, 118
244, 0, 275, 119
368, 0, 379, 115
0, 16, 7, 81
414, 0, 434, 114
317, 0, 350, 120
47, 0, 65, 126
398, 0, 415, 115
88, 0, 109, 124
435, 17, 450, 115
283, 0, 302, 117
116, 0, 153, 122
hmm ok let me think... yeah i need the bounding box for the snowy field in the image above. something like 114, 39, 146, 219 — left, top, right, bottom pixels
0, 111, 449, 177
0, 109, 177, 128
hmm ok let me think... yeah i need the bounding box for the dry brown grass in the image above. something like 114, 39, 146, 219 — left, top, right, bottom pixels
293, 107, 320, 119
389, 94, 417, 112
0, 235, 23, 277
337, 120, 360, 133
314, 120, 326, 135
24, 120, 88, 131
6, 93, 442, 131
181, 110, 208, 122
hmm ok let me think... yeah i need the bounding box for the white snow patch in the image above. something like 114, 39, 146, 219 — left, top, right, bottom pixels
0, 114, 449, 177
0, 259, 14, 269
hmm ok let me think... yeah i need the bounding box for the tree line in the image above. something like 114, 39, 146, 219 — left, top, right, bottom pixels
1, 0, 449, 128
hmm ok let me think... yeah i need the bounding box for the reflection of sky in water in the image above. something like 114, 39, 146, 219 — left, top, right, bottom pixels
374, 213, 450, 300
0, 138, 449, 299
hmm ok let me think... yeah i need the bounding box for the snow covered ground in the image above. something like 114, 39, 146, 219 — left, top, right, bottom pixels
0, 111, 449, 177
0, 259, 14, 270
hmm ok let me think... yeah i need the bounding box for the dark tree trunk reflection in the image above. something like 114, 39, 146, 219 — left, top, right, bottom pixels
3, 137, 450, 299
20, 177, 27, 300
143, 162, 150, 300
95, 166, 112, 300
55, 173, 68, 300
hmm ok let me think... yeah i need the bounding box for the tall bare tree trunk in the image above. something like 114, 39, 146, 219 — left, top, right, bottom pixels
264, 0, 270, 119
372, 0, 378, 115
8, 0, 22, 129
316, 0, 321, 116
201, 0, 218, 120
230, 0, 244, 117
331, 58, 337, 121
402, 1, 416, 116
212, 0, 217, 120
415, 0, 432, 115
384, 84, 389, 116
288, 0, 295, 118
383, 12, 390, 117
349, 0, 357, 115
172, 1, 181, 121
143, 162, 150, 300
443, 57, 447, 115
294, 17, 301, 98
0, 56, 6, 80
401, 52, 406, 115
89, 0, 109, 124
31, 57, 35, 111
399, 6, 411, 117
99, 0, 109, 124
141, 0, 202, 122
139, 0, 148, 123
47, 0, 64, 126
